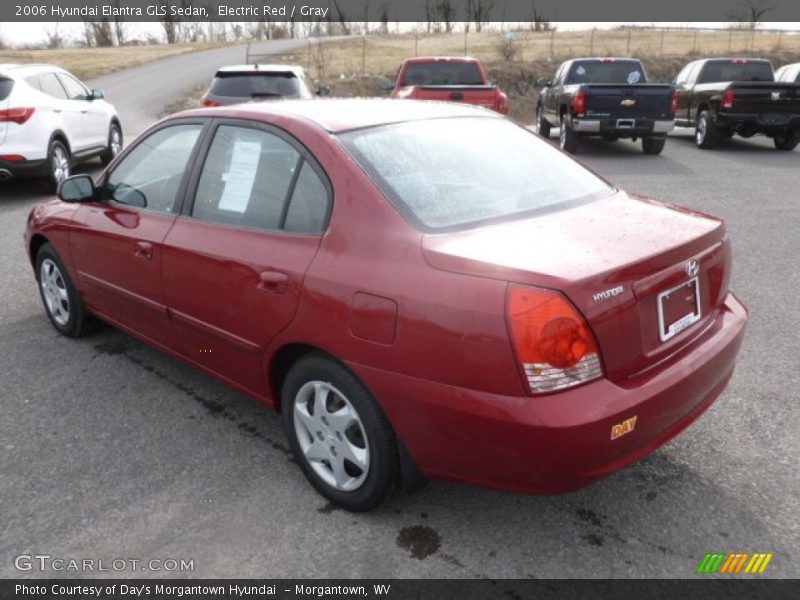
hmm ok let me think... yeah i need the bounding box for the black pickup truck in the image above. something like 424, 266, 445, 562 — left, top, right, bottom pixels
673, 58, 800, 150
535, 58, 676, 155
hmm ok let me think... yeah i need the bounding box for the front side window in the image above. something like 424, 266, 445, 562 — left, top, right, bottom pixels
57, 73, 89, 100
106, 124, 203, 213
192, 125, 330, 233
341, 117, 613, 232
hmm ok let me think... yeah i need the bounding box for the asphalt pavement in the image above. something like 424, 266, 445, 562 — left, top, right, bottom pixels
0, 59, 798, 579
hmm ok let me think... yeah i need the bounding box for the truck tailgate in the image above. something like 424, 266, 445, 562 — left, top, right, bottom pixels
583, 84, 674, 120
727, 82, 800, 119
407, 85, 499, 110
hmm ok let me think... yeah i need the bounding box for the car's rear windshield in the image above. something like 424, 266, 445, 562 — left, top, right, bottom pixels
340, 117, 614, 232
401, 62, 484, 86
565, 61, 646, 85
210, 71, 302, 98
0, 78, 13, 101
698, 60, 774, 83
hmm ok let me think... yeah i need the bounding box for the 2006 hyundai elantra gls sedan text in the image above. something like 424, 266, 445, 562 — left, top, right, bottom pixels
24, 100, 747, 511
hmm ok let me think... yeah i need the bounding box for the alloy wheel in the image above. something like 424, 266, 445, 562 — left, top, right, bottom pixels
52, 146, 70, 184
293, 380, 370, 492
40, 258, 69, 326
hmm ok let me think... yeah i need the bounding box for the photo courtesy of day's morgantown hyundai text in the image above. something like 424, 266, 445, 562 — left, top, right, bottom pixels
24, 99, 747, 511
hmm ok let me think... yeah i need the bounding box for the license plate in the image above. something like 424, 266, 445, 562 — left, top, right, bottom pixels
760, 114, 789, 125
657, 277, 701, 342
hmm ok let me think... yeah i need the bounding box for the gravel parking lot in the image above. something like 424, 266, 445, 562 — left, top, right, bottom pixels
1, 81, 798, 578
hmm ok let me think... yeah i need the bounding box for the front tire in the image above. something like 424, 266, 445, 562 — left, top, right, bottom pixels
695, 110, 719, 149
282, 353, 398, 512
773, 133, 799, 151
535, 105, 551, 138
559, 114, 580, 154
642, 136, 666, 155
35, 243, 91, 338
100, 122, 123, 166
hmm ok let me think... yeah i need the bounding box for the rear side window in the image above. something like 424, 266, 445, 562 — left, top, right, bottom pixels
0, 78, 13, 101
210, 72, 304, 99
566, 61, 646, 85
192, 125, 329, 234
401, 62, 483, 86
24, 76, 41, 91
341, 117, 613, 232
38, 73, 68, 99
698, 61, 774, 83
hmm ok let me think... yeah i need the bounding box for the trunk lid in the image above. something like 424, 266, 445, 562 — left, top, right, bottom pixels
422, 192, 731, 382
579, 84, 675, 121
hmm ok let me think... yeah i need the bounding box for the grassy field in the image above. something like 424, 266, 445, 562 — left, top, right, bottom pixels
0, 42, 228, 80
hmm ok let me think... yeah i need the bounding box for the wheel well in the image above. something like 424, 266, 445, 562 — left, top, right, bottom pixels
559, 104, 567, 119
50, 131, 71, 155
268, 343, 321, 410
696, 104, 710, 118
110, 117, 121, 133
29, 234, 49, 266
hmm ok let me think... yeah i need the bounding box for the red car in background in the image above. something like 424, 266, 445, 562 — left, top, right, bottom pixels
390, 56, 509, 114
25, 100, 746, 511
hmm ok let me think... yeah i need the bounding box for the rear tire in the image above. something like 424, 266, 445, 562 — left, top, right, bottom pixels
535, 105, 551, 138
35, 243, 92, 338
695, 111, 719, 149
642, 136, 666, 155
282, 353, 398, 512
773, 133, 799, 151
100, 122, 123, 166
41, 140, 70, 194
559, 114, 580, 154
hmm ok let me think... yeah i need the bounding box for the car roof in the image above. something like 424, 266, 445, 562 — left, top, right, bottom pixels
403, 56, 480, 64
179, 98, 499, 133
0, 63, 67, 78
215, 64, 306, 75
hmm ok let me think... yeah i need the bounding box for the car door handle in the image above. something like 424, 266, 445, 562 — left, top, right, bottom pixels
53, 109, 62, 113
134, 241, 154, 260
81, 110, 88, 114
258, 270, 289, 294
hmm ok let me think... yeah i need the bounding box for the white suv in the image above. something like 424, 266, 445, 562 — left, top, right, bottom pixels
0, 64, 122, 191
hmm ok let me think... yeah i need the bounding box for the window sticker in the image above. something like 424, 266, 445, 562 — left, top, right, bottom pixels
627, 71, 641, 84
576, 66, 586, 76
218, 140, 261, 213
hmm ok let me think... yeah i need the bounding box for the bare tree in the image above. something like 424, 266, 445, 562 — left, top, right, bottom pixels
81, 21, 95, 47
44, 25, 65, 49
112, 0, 129, 45
529, 1, 554, 31
497, 34, 519, 61
88, 20, 115, 47
379, 4, 389, 34
436, 0, 455, 33
468, 0, 494, 33
331, 0, 352, 35
159, 0, 193, 44
311, 41, 328, 81
727, 0, 774, 29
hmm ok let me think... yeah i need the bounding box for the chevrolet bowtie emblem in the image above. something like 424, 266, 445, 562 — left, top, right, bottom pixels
621, 98, 636, 107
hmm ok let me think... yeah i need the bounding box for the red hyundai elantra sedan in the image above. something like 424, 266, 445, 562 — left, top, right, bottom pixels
24, 100, 747, 511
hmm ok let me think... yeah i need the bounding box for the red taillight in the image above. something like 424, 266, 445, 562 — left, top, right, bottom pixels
721, 88, 735, 109
0, 107, 35, 124
507, 285, 603, 394
0, 154, 26, 162
202, 98, 221, 107
497, 93, 509, 115
571, 90, 586, 116
670, 89, 679, 114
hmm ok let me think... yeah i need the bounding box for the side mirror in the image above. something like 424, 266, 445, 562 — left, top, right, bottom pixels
316, 84, 331, 97
90, 89, 105, 100
536, 78, 552, 88
379, 78, 395, 92
488, 79, 496, 86
58, 174, 95, 202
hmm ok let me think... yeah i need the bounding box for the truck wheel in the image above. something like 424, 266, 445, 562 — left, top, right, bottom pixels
535, 105, 551, 138
642, 136, 666, 155
559, 115, 579, 154
695, 111, 719, 149
773, 133, 799, 151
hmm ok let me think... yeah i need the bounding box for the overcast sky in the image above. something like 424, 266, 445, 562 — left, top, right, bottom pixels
2, 21, 800, 47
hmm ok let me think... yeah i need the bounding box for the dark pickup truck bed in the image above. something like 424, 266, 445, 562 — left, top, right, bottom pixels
673, 58, 800, 150
536, 58, 676, 155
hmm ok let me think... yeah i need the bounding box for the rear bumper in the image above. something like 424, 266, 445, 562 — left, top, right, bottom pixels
571, 118, 674, 136
0, 158, 48, 179
351, 292, 747, 495
716, 112, 800, 132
